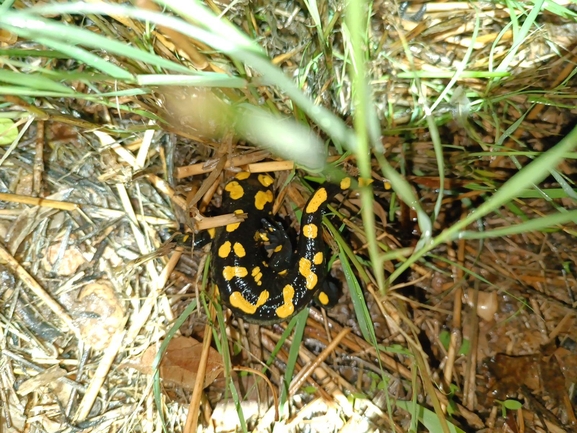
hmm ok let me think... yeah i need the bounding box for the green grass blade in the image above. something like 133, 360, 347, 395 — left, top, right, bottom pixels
389, 124, 577, 284
301, 0, 324, 44
460, 209, 577, 239
339, 250, 378, 345
494, 0, 545, 74
20, 1, 358, 155
0, 86, 80, 97
153, 299, 198, 433
0, 10, 193, 75
0, 69, 74, 93
279, 310, 308, 417
235, 105, 327, 171
396, 401, 466, 433
136, 74, 247, 88
0, 48, 71, 58
0, 0, 16, 12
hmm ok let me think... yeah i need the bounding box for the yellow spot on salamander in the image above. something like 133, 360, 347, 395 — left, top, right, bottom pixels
233, 242, 246, 257
305, 188, 327, 213
235, 172, 251, 180
302, 224, 318, 239
225, 181, 244, 200
278, 269, 288, 276
299, 257, 318, 290
218, 241, 232, 258
258, 174, 274, 187
274, 245, 283, 253
222, 266, 248, 281
226, 214, 242, 232
226, 222, 240, 232
313, 251, 323, 265
340, 177, 351, 190
207, 227, 216, 239
252, 266, 263, 285
317, 291, 329, 305
230, 290, 269, 314
254, 190, 273, 210
276, 285, 295, 318
384, 180, 392, 190
358, 177, 374, 187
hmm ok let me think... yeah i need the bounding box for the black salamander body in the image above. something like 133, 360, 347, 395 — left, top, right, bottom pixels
212, 172, 350, 324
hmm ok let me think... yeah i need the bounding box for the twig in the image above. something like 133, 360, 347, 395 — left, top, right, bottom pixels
33, 120, 45, 197
0, 244, 78, 338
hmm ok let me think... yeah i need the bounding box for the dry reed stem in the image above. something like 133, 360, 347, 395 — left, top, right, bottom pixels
73, 329, 127, 422
184, 301, 215, 433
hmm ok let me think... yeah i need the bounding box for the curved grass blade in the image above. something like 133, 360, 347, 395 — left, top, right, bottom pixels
460, 209, 577, 239
388, 124, 577, 284
153, 299, 198, 433
279, 309, 309, 417
0, 69, 74, 93
19, 1, 358, 154
339, 249, 377, 346
396, 400, 466, 433
0, 11, 195, 75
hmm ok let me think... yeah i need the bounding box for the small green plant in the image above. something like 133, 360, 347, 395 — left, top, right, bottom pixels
496, 399, 523, 418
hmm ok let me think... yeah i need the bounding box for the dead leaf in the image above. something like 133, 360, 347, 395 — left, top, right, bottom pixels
17, 365, 68, 396
42, 242, 86, 276
131, 336, 224, 390
73, 281, 126, 350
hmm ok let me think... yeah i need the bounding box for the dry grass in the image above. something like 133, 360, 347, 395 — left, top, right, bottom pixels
1, 0, 577, 432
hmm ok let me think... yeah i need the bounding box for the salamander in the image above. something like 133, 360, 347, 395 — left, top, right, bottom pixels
210, 171, 351, 324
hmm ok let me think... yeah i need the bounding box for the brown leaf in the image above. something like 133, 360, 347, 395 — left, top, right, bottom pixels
42, 242, 86, 276
135, 336, 224, 391
16, 365, 67, 396
486, 353, 541, 400
0, 28, 17, 44
73, 281, 126, 351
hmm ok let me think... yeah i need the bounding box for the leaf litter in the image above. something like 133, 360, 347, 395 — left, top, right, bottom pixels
0, 1, 577, 432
